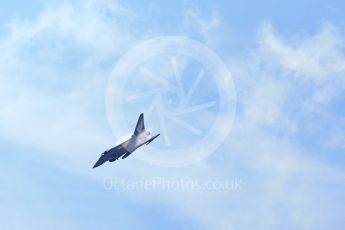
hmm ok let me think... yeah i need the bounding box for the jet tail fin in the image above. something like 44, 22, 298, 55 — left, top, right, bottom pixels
134, 113, 145, 135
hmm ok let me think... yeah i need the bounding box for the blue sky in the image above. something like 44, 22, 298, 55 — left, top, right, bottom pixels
1, 0, 345, 229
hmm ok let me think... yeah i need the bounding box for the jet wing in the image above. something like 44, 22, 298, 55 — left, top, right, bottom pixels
146, 133, 160, 145
109, 145, 128, 159
134, 113, 145, 135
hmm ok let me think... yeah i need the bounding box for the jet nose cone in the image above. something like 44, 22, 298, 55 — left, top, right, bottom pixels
93, 155, 106, 168
93, 160, 101, 168
93, 162, 100, 168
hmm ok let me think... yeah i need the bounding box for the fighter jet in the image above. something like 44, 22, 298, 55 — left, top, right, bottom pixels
93, 113, 160, 168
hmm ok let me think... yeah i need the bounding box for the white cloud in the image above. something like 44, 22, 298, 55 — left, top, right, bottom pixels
183, 7, 222, 48
258, 23, 345, 104
212, 22, 345, 229
184, 7, 220, 38
259, 23, 345, 79
0, 0, 137, 163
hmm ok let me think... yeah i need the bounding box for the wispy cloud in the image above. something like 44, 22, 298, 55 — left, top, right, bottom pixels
184, 7, 220, 39
0, 0, 137, 166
